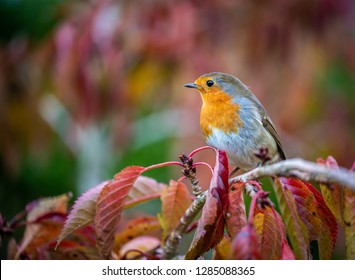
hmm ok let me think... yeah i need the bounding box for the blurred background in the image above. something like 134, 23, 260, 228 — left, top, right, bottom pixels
0, 0, 354, 256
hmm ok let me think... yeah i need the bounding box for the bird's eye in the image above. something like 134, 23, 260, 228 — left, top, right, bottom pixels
206, 80, 214, 87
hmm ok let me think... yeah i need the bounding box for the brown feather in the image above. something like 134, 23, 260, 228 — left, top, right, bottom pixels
262, 115, 286, 160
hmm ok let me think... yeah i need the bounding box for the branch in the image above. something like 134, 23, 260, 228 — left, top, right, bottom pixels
230, 158, 355, 190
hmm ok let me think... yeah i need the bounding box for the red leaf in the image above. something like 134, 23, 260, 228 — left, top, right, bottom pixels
226, 182, 246, 238
273, 177, 309, 259
303, 180, 338, 259
253, 207, 284, 259
229, 223, 262, 260
279, 178, 338, 259
94, 166, 145, 259
185, 149, 229, 259
281, 178, 321, 241
281, 239, 296, 260
57, 181, 108, 247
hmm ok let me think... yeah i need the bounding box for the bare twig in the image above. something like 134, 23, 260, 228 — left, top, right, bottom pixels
230, 158, 355, 190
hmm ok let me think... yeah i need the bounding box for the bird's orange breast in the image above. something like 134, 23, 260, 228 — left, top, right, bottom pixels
199, 88, 243, 138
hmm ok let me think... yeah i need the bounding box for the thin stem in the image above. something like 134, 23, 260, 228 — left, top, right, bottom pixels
192, 162, 214, 175
144, 161, 183, 172
188, 146, 216, 158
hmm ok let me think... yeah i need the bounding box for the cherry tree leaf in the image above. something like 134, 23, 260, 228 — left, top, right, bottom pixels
226, 182, 246, 239
303, 180, 338, 259
114, 216, 161, 252
57, 181, 108, 247
229, 223, 262, 260
125, 176, 166, 209
49, 240, 101, 260
213, 235, 231, 260
185, 149, 229, 259
318, 157, 354, 259
119, 236, 160, 259
253, 206, 283, 259
17, 194, 70, 259
277, 178, 337, 259
94, 166, 145, 259
281, 239, 296, 260
318, 156, 343, 225
158, 180, 192, 240
344, 187, 355, 259
273, 177, 309, 259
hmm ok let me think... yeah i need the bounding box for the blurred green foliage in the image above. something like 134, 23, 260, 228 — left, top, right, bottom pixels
0, 0, 64, 43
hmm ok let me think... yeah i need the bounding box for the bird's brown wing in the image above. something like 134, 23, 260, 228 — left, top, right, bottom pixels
262, 115, 286, 160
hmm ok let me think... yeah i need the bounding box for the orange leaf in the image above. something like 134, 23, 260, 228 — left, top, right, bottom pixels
273, 177, 309, 259
226, 182, 246, 239
94, 166, 145, 259
253, 207, 283, 259
213, 235, 231, 260
185, 149, 229, 259
344, 187, 355, 259
16, 194, 70, 259
125, 176, 166, 209
119, 236, 160, 259
229, 223, 262, 260
114, 216, 161, 252
158, 180, 192, 240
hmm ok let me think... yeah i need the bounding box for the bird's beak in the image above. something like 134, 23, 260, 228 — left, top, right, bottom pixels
184, 83, 199, 89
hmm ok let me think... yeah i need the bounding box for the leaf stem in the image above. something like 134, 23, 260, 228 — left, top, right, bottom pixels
144, 161, 183, 172
188, 146, 216, 158
192, 162, 214, 175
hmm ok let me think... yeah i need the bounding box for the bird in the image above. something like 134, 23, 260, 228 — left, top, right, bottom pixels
184, 72, 286, 173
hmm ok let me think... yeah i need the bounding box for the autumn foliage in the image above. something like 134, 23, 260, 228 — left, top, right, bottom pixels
1, 147, 354, 260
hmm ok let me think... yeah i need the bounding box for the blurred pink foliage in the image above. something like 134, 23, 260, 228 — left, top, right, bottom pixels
0, 0, 354, 188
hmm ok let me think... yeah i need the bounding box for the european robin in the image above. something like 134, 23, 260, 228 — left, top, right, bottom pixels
184, 72, 286, 172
